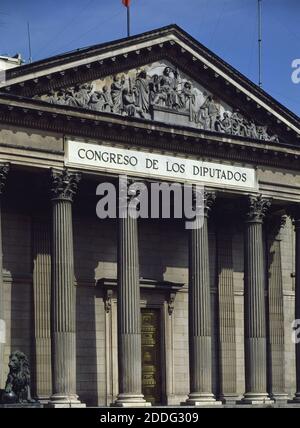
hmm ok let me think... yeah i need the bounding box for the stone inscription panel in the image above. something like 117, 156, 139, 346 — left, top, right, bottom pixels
66, 139, 257, 190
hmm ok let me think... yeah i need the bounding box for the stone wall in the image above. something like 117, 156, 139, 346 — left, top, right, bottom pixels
2, 210, 33, 386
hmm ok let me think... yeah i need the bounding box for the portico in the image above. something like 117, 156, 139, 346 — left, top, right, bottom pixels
0, 25, 299, 407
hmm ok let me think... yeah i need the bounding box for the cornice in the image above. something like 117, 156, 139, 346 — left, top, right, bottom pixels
0, 95, 299, 171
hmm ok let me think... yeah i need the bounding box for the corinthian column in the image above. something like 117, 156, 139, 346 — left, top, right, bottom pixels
0, 164, 9, 389
186, 191, 221, 406
114, 180, 150, 407
242, 194, 272, 404
48, 168, 85, 408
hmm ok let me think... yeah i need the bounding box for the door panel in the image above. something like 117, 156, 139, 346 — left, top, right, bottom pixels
141, 309, 162, 405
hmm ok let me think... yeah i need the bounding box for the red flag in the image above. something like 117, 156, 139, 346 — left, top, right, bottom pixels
122, 0, 130, 7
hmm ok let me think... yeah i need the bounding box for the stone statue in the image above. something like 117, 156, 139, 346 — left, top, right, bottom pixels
1, 351, 34, 404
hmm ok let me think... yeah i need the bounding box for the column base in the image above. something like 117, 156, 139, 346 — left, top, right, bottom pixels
219, 394, 240, 404
270, 393, 289, 403
112, 394, 151, 408
239, 393, 274, 405
46, 394, 86, 408
183, 393, 222, 407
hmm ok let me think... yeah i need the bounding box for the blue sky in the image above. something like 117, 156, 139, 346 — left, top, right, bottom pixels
1, 0, 299, 116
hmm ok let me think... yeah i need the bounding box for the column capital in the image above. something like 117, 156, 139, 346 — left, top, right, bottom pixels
0, 163, 10, 195
51, 168, 81, 202
192, 190, 216, 218
245, 194, 271, 223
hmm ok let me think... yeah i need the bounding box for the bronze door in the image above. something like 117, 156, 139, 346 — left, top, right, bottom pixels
141, 308, 162, 405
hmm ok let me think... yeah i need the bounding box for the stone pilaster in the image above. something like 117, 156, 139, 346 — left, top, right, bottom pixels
48, 168, 85, 408
242, 194, 272, 404
0, 163, 9, 389
267, 215, 288, 402
33, 219, 52, 400
216, 209, 238, 403
114, 181, 150, 407
289, 206, 300, 403
185, 191, 221, 406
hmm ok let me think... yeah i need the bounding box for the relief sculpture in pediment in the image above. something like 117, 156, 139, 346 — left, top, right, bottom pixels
40, 61, 279, 143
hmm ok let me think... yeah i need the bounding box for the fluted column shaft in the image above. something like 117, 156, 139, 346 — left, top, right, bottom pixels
33, 220, 52, 399
267, 216, 288, 401
115, 180, 149, 407
49, 168, 82, 406
187, 191, 218, 405
0, 164, 9, 389
243, 195, 271, 403
217, 217, 237, 403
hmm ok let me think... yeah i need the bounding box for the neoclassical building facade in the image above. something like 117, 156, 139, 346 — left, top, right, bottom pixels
0, 25, 299, 407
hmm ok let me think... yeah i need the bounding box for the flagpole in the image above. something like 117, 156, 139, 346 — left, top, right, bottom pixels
127, 5, 130, 37
258, 0, 262, 87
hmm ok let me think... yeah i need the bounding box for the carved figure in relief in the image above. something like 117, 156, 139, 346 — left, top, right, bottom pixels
41, 64, 280, 143
65, 87, 79, 108
122, 88, 145, 118
257, 125, 269, 140
88, 85, 113, 112
215, 114, 225, 133
150, 74, 167, 106
231, 110, 243, 135
221, 112, 232, 134
160, 66, 180, 109
247, 120, 258, 139
111, 75, 126, 113
46, 89, 57, 104
198, 95, 219, 130
134, 70, 150, 113
74, 83, 92, 108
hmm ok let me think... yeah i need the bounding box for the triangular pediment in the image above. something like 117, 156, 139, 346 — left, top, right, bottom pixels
1, 25, 299, 145
36, 59, 280, 143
